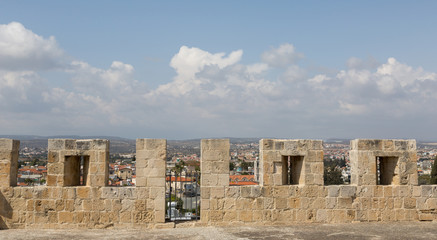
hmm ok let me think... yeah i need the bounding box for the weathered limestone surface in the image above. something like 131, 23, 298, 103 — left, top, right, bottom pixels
350, 139, 418, 186
0, 138, 168, 229
200, 139, 230, 223
199, 184, 437, 225
135, 139, 167, 223
258, 139, 323, 186
0, 139, 19, 187
1, 138, 437, 229
47, 139, 109, 187
0, 186, 169, 229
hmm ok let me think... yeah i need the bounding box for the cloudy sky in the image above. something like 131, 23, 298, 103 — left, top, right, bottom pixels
0, 1, 436, 140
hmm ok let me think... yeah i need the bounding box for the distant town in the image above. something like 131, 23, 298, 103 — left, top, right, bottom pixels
13, 138, 437, 187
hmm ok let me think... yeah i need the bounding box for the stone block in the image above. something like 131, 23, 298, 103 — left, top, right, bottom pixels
260, 139, 274, 150
328, 186, 339, 197
223, 198, 236, 210
48, 139, 73, 150
77, 187, 90, 199
149, 187, 164, 200
404, 198, 416, 209
59, 212, 74, 223
339, 186, 356, 198
210, 210, 224, 222
202, 175, 218, 186
201, 187, 210, 199
76, 140, 92, 150
337, 198, 353, 209
223, 211, 237, 222
422, 185, 433, 197
201, 150, 230, 162
271, 186, 290, 198
251, 186, 262, 198
135, 177, 147, 187
201, 139, 230, 150
383, 186, 393, 197
274, 141, 285, 150
326, 198, 336, 209
275, 198, 288, 209
211, 162, 229, 174
263, 197, 274, 209
419, 214, 433, 221
225, 187, 240, 198
147, 178, 165, 187
238, 210, 253, 222
240, 186, 251, 198
0, 139, 19, 151
351, 139, 383, 151
91, 139, 109, 150
119, 187, 136, 199
217, 174, 229, 186
253, 198, 263, 209
210, 187, 225, 199
289, 198, 301, 208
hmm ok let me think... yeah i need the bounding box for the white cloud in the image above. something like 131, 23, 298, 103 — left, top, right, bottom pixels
282, 65, 306, 82
0, 22, 65, 70
1, 24, 437, 139
375, 57, 437, 94
261, 43, 303, 68
339, 101, 368, 115
0, 70, 47, 111
170, 46, 242, 80
69, 60, 138, 95
346, 56, 379, 70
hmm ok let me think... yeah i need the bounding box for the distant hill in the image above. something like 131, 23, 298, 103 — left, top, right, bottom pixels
0, 135, 136, 153
0, 135, 261, 153
324, 139, 351, 144
1, 135, 435, 153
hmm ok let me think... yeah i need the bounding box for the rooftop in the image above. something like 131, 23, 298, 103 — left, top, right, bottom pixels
1, 222, 436, 240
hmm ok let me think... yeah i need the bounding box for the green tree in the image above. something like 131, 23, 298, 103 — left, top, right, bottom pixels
40, 179, 46, 185
24, 178, 35, 186
173, 160, 186, 174
240, 160, 253, 171
229, 162, 235, 171
32, 158, 39, 166
324, 165, 343, 185
430, 156, 437, 184
419, 174, 431, 185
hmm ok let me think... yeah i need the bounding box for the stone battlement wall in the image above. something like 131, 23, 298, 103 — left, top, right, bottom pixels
0, 138, 436, 229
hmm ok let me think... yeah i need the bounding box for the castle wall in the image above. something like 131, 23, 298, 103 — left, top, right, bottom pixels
0, 139, 168, 229
0, 138, 436, 229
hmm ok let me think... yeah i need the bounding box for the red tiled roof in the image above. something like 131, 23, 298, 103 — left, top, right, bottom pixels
165, 176, 195, 182
18, 169, 40, 174
229, 175, 258, 186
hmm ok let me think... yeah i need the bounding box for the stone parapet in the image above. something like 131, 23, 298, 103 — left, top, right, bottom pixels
200, 139, 230, 187
259, 139, 323, 186
0, 137, 434, 229
350, 139, 418, 186
47, 139, 109, 187
135, 139, 166, 223
3, 184, 437, 228
200, 139, 230, 223
0, 186, 165, 229
198, 185, 437, 225
0, 139, 19, 187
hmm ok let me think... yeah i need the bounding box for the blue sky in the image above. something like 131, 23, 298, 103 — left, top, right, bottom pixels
0, 1, 436, 140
